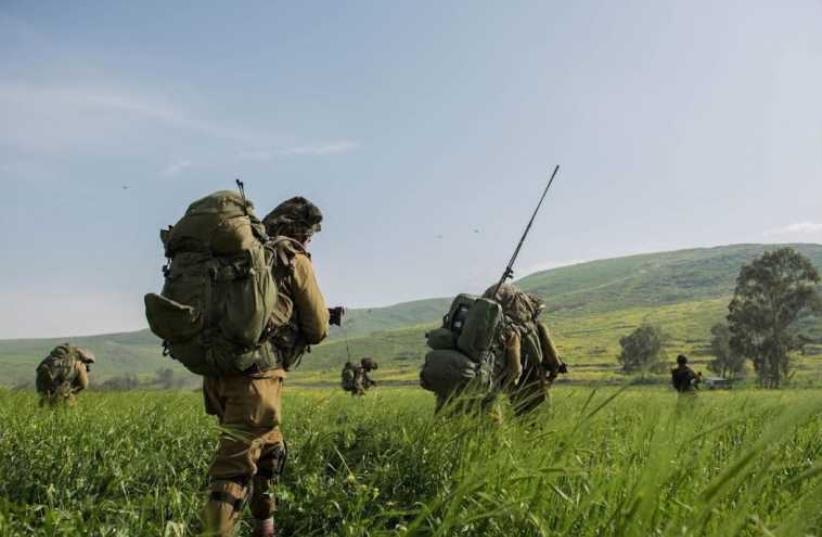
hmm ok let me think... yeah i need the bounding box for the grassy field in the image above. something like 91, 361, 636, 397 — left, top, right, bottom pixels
1, 386, 820, 536
3, 243, 821, 388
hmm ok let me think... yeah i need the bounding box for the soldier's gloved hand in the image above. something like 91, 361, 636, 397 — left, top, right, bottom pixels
558, 362, 568, 374
329, 306, 345, 326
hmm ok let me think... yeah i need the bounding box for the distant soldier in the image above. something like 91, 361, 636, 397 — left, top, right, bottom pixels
671, 354, 700, 393
35, 343, 95, 407
341, 361, 357, 393
354, 357, 378, 396
201, 196, 343, 537
342, 358, 378, 396
421, 284, 566, 418
484, 283, 566, 416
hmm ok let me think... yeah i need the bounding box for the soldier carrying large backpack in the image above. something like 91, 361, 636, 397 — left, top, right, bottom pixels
144, 187, 343, 537
35, 343, 95, 407
356, 357, 378, 395
419, 283, 565, 416
483, 283, 566, 416
420, 165, 567, 416
341, 358, 378, 396
341, 361, 357, 393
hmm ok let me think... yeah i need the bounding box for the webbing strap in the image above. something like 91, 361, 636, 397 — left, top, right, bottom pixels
209, 491, 244, 511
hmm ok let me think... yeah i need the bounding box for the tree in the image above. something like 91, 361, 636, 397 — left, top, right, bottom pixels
707, 322, 746, 380
618, 324, 667, 373
99, 374, 140, 391
727, 248, 820, 388
154, 368, 177, 389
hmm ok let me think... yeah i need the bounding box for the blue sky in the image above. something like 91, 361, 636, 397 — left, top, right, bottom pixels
1, 1, 821, 338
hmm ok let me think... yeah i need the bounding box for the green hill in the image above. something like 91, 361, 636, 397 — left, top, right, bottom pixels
3, 243, 821, 387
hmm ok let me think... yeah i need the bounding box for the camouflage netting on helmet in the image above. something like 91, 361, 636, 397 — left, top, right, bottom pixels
76, 348, 96, 364
263, 196, 323, 237
482, 283, 543, 324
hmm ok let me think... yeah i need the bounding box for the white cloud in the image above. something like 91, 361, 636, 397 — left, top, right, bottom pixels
237, 149, 275, 161
0, 82, 271, 154
281, 140, 359, 156
238, 140, 360, 161
161, 159, 193, 177
0, 81, 360, 165
764, 221, 822, 237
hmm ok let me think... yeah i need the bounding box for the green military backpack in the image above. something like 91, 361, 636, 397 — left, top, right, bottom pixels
419, 293, 502, 398
341, 365, 357, 392
35, 344, 79, 394
144, 191, 278, 377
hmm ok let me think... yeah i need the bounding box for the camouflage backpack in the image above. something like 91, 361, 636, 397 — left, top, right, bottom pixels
144, 191, 278, 377
341, 364, 357, 392
482, 284, 545, 372
35, 344, 79, 394
419, 294, 502, 397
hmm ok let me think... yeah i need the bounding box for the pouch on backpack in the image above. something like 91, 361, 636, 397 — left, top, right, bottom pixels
419, 349, 477, 396
457, 298, 502, 360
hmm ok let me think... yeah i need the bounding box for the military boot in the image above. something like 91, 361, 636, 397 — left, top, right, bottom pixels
252, 517, 276, 537
250, 474, 277, 537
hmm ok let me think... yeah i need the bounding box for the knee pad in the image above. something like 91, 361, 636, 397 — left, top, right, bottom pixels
208, 478, 248, 512
250, 442, 287, 519
258, 441, 287, 483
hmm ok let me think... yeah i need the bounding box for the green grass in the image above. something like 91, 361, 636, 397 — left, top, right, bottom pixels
1, 386, 820, 536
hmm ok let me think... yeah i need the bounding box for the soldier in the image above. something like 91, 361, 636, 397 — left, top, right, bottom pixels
35, 343, 95, 407
202, 196, 344, 537
353, 357, 378, 396
671, 354, 700, 393
341, 361, 357, 394
483, 283, 566, 416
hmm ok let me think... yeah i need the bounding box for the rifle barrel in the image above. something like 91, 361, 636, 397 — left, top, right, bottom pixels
491, 164, 560, 297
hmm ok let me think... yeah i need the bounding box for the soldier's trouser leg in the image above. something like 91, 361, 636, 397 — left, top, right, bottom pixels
203, 373, 284, 537
203, 478, 248, 537
249, 440, 286, 535
509, 367, 547, 417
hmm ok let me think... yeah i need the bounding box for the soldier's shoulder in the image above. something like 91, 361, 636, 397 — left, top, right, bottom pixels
270, 236, 306, 256
270, 237, 312, 269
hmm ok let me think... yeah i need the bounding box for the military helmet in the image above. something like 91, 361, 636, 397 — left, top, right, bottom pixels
77, 348, 96, 364
677, 354, 688, 365
483, 283, 543, 324
263, 196, 323, 237
361, 357, 378, 370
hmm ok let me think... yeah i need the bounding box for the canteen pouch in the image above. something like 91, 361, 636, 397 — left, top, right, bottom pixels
144, 293, 202, 342
420, 349, 478, 396
457, 298, 502, 361
425, 327, 457, 350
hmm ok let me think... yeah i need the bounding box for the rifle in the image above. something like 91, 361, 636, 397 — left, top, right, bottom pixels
490, 165, 560, 298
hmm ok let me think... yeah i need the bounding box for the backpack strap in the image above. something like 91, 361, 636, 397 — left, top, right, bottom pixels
266, 237, 312, 369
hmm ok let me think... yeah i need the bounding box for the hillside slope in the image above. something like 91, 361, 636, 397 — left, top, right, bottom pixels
3, 243, 821, 386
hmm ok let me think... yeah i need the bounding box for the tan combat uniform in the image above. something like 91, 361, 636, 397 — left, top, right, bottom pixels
203, 238, 328, 536
484, 283, 563, 417
503, 322, 562, 416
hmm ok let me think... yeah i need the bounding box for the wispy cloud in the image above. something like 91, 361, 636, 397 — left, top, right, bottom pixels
0, 82, 272, 155
281, 140, 359, 156
764, 221, 822, 237
238, 140, 359, 161
161, 159, 193, 177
